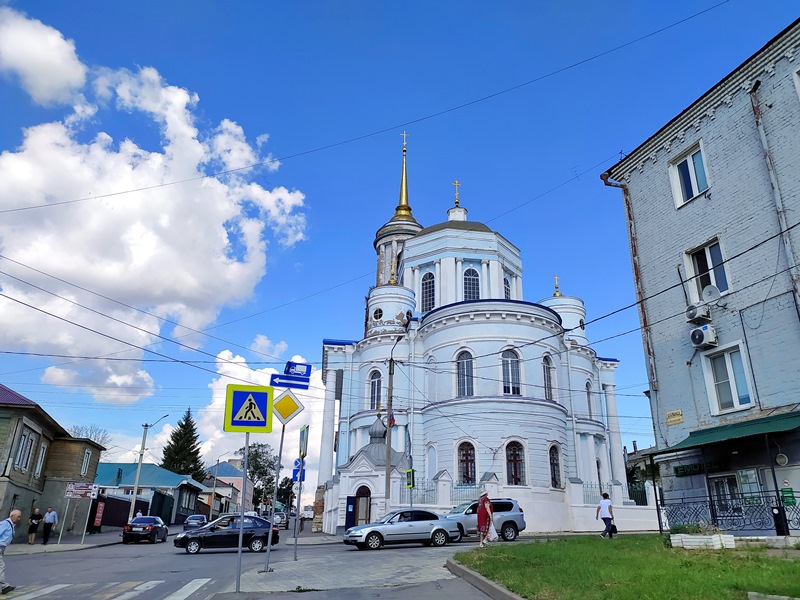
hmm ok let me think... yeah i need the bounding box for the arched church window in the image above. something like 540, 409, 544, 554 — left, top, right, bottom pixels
503, 277, 511, 300
543, 356, 555, 401
421, 272, 435, 312
458, 442, 476, 484
456, 351, 474, 397
369, 370, 382, 411
506, 441, 525, 485
464, 268, 480, 301
549, 445, 561, 488
502, 350, 521, 395
586, 382, 593, 419
427, 445, 437, 478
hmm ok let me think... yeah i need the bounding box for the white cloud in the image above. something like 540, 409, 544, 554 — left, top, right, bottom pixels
0, 7, 86, 104
0, 62, 306, 401
249, 334, 288, 358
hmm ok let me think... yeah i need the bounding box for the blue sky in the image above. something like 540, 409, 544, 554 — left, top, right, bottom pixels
0, 1, 797, 487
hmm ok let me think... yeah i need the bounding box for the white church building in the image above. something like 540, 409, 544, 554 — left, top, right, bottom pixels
315, 143, 659, 534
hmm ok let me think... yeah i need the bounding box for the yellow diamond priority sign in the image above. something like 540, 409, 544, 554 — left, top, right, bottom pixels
224, 385, 273, 433
273, 389, 304, 425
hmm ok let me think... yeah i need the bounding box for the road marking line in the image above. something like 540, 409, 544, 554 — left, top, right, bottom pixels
92, 580, 140, 600
10, 584, 71, 599
113, 580, 166, 600
161, 578, 212, 600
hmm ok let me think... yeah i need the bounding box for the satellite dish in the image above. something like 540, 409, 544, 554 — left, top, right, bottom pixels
776, 453, 789, 467
701, 285, 722, 303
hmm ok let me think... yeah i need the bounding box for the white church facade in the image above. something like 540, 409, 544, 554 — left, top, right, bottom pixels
315, 144, 659, 534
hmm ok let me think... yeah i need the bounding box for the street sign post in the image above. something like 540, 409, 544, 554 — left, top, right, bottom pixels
292, 468, 306, 482
273, 390, 305, 425
65, 482, 95, 499
224, 385, 273, 433
299, 425, 309, 459
270, 373, 310, 390
284, 361, 312, 377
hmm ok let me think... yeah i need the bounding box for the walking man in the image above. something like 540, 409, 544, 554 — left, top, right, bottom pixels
0, 509, 22, 594
42, 506, 58, 545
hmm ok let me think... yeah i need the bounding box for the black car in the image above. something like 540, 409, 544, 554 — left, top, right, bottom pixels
122, 516, 169, 544
183, 514, 209, 531
173, 514, 279, 554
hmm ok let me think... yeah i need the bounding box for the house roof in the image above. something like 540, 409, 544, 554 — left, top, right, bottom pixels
0, 383, 71, 439
207, 461, 245, 478
0, 384, 37, 406
95, 462, 204, 491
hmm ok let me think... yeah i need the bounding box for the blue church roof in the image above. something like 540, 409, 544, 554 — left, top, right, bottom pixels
96, 462, 204, 490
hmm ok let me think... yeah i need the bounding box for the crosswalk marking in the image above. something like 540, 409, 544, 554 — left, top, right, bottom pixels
92, 581, 142, 600
113, 580, 166, 600
161, 578, 212, 600
10, 584, 71, 599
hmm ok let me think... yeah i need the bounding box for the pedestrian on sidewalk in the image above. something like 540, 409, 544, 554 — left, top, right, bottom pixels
42, 507, 58, 545
27, 508, 43, 544
0, 509, 22, 594
596, 493, 614, 539
477, 490, 493, 548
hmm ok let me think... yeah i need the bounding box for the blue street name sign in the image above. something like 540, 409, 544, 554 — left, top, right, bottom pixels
270, 373, 310, 390
284, 361, 312, 377
292, 468, 306, 482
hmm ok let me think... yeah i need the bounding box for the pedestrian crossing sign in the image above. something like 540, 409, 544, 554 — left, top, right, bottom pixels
224, 385, 273, 433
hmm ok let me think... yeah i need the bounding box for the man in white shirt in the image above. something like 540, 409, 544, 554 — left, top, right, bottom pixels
42, 507, 58, 545
0, 509, 22, 594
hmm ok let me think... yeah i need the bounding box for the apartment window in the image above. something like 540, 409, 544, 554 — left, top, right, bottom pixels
672, 144, 709, 204
690, 241, 729, 297
458, 442, 476, 484
502, 350, 521, 395
80, 449, 92, 476
503, 277, 511, 300
34, 442, 47, 479
456, 351, 474, 397
586, 382, 593, 419
369, 370, 382, 411
549, 445, 562, 488
14, 427, 37, 472
421, 272, 435, 312
706, 346, 751, 413
463, 268, 480, 301
506, 441, 526, 486
542, 356, 555, 401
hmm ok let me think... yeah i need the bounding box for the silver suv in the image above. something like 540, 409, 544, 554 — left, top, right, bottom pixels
444, 498, 526, 541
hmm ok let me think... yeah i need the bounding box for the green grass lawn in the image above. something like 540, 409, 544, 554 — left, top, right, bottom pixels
454, 535, 800, 600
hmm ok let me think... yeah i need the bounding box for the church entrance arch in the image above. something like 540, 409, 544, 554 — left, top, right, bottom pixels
355, 485, 371, 526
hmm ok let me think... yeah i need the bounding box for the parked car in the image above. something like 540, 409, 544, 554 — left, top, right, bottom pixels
273, 512, 289, 529
173, 514, 279, 554
443, 498, 526, 542
183, 514, 208, 531
343, 509, 460, 550
122, 516, 169, 544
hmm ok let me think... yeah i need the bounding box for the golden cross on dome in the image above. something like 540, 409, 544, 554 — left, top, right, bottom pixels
452, 180, 461, 206
554, 275, 562, 297
401, 131, 409, 148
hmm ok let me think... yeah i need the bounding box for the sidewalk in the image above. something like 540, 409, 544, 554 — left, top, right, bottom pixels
6, 524, 341, 555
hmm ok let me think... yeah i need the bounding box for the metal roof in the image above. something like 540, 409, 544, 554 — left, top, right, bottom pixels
95, 462, 204, 490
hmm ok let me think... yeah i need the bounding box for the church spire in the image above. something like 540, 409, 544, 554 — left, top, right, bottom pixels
391, 131, 417, 223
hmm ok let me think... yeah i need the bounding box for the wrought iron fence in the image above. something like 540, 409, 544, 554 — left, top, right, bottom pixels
661, 490, 799, 533
399, 479, 437, 505
624, 483, 648, 506
451, 484, 481, 505
583, 482, 607, 505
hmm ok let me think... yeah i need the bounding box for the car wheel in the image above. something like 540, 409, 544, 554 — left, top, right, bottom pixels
150, 532, 157, 544
501, 523, 518, 541
365, 532, 383, 550
122, 538, 129, 545
185, 539, 201, 554
431, 529, 448, 547
249, 537, 265, 552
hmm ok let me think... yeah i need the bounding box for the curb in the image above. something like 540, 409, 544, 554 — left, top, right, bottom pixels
748, 594, 800, 600
446, 558, 525, 600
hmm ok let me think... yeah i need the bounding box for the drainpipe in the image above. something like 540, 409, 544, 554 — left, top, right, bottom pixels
601, 173, 659, 390
749, 81, 800, 320
649, 455, 663, 534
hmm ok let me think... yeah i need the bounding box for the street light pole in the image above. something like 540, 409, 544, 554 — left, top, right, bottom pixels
127, 414, 168, 523
385, 315, 411, 505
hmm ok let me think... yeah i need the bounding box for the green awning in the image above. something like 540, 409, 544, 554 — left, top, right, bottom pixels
652, 411, 800, 455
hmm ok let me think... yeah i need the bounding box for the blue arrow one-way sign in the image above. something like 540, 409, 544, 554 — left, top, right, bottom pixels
270, 373, 310, 390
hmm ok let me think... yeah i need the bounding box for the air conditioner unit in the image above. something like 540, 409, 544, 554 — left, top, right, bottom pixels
690, 324, 718, 349
686, 303, 712, 324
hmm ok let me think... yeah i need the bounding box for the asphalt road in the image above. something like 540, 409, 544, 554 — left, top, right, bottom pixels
6, 536, 490, 600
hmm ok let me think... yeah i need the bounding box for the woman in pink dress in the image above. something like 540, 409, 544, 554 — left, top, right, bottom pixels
476, 490, 493, 547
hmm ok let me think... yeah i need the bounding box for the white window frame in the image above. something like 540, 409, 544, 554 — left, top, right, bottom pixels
686, 239, 729, 300
702, 341, 754, 415
14, 427, 37, 472
670, 141, 710, 207
456, 351, 474, 397
369, 370, 382, 411
542, 355, 555, 401
463, 268, 480, 301
502, 349, 521, 395
34, 442, 47, 479
81, 449, 92, 476
421, 272, 435, 312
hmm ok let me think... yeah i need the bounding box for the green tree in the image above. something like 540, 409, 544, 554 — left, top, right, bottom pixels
236, 442, 279, 506
160, 409, 206, 482
277, 476, 295, 507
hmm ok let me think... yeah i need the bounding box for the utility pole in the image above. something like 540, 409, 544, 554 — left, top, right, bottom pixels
128, 414, 168, 523
384, 313, 412, 506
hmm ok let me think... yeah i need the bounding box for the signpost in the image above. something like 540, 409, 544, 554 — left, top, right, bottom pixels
293, 426, 309, 562
270, 373, 311, 390
59, 482, 100, 545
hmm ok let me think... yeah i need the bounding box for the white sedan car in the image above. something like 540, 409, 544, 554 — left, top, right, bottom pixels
343, 509, 460, 550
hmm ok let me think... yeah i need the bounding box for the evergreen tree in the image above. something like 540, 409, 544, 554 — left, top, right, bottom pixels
160, 409, 206, 482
